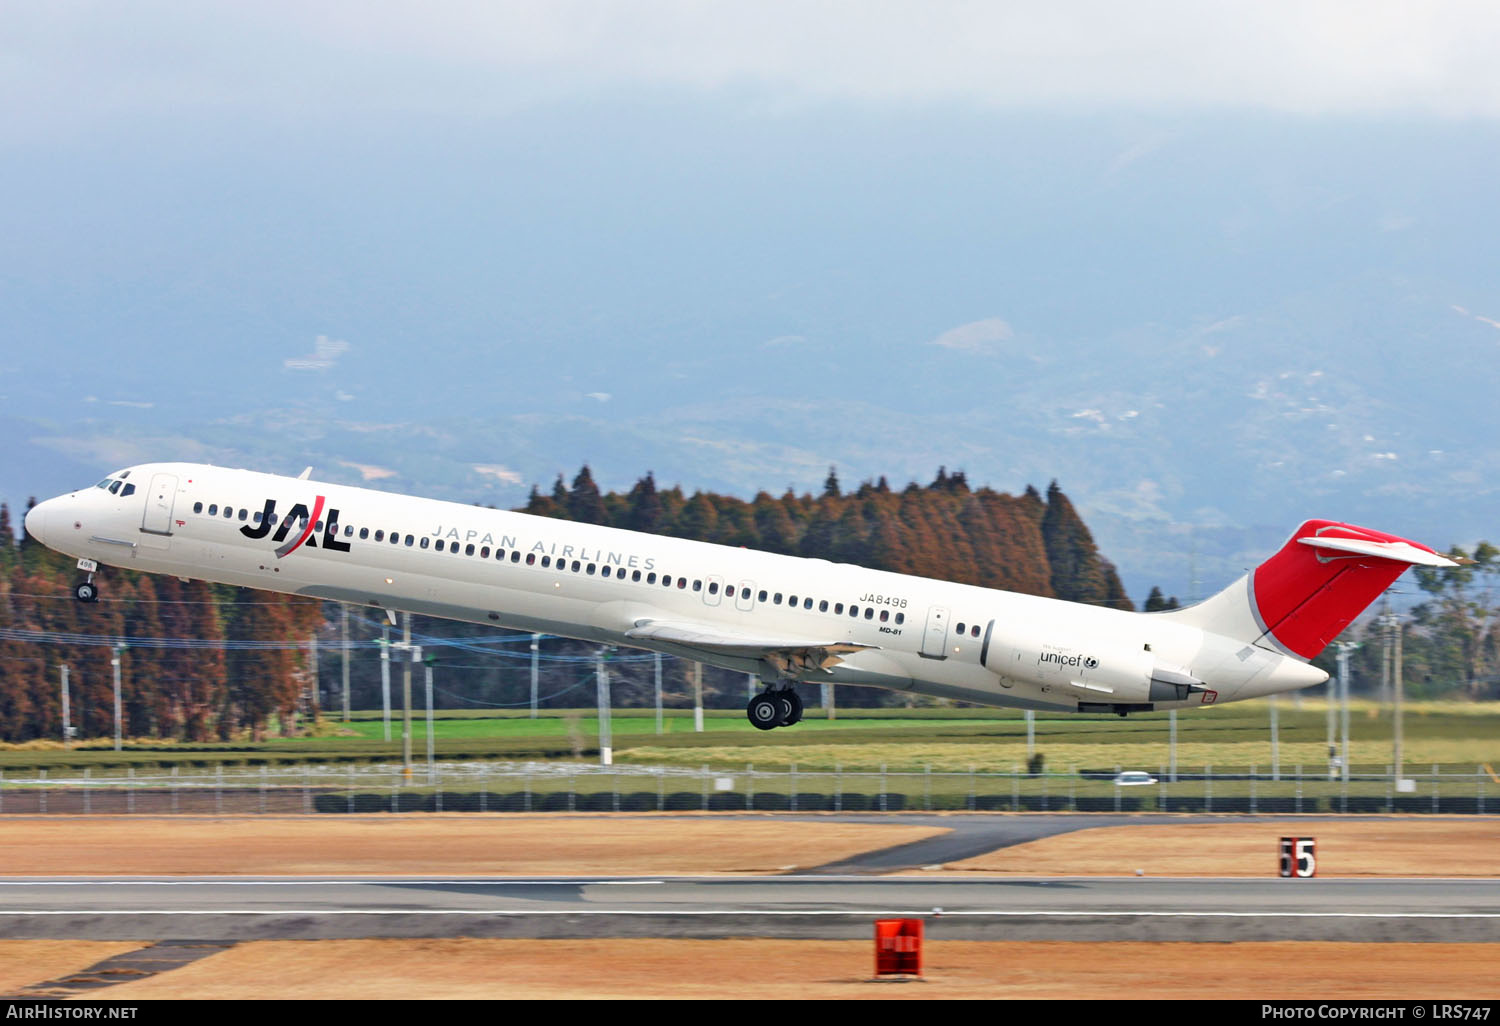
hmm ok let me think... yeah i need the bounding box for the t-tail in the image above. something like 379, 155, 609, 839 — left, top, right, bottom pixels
1160, 520, 1461, 660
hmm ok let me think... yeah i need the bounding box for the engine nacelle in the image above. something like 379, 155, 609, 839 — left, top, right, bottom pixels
981, 618, 1181, 705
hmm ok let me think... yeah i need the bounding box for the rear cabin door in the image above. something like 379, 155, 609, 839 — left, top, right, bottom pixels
919, 605, 950, 659
141, 473, 178, 536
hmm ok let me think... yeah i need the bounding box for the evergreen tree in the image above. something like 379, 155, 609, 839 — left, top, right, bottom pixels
567, 466, 608, 525
822, 467, 841, 499
625, 472, 665, 533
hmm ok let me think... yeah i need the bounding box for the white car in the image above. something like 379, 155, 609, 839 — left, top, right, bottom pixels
1113, 771, 1158, 786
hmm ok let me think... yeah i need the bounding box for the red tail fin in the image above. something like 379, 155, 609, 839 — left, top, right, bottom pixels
1251, 520, 1453, 659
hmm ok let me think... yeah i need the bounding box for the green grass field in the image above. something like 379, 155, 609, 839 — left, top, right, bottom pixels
2, 698, 1497, 777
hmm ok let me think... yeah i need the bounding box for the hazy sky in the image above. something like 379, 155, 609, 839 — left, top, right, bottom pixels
4, 3, 1499, 581
6, 1, 1500, 136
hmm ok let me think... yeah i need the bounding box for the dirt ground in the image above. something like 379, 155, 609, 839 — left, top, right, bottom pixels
10, 938, 1500, 1000
0, 814, 947, 875
936, 819, 1500, 876
1, 813, 1495, 877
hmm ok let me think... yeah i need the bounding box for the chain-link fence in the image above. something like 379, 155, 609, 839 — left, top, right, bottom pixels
1, 763, 1497, 814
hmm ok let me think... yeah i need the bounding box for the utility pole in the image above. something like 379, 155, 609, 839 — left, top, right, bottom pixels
692, 662, 704, 732
424, 656, 435, 783
110, 645, 125, 752
1392, 611, 1405, 788
654, 652, 663, 736
1169, 709, 1178, 782
1269, 695, 1279, 781
530, 634, 540, 718
59, 664, 71, 747
401, 613, 413, 781
1337, 642, 1355, 782
1025, 709, 1035, 758
340, 603, 350, 723
596, 650, 612, 766
1326, 664, 1337, 780
380, 622, 392, 741
307, 632, 319, 725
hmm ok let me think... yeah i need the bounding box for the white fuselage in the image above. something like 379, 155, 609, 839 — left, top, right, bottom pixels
24, 463, 1328, 713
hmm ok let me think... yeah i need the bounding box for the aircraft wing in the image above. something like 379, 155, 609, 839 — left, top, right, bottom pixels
624, 617, 876, 678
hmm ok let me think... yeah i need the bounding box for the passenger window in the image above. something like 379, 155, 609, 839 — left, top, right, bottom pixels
361, 528, 370, 540
850, 606, 860, 618
225, 508, 234, 518
788, 595, 797, 606
956, 622, 966, 635
586, 563, 596, 575
971, 624, 981, 638
404, 535, 414, 546
571, 560, 581, 572
466, 544, 475, 556
758, 590, 768, 602
834, 603, 844, 614
424, 538, 433, 550
540, 556, 550, 567
895, 612, 904, 625
678, 578, 687, 589
208, 504, 218, 515
193, 502, 204, 514
662, 575, 672, 587
803, 598, 812, 609
374, 530, 384, 542
480, 546, 490, 558
632, 570, 642, 582
864, 608, 874, 620
600, 566, 611, 578
692, 579, 701, 592
819, 600, 828, 612
708, 582, 718, 595
527, 553, 538, 566
880, 609, 889, 622
773, 593, 782, 605
511, 551, 521, 563
647, 573, 657, 584
314, 520, 322, 531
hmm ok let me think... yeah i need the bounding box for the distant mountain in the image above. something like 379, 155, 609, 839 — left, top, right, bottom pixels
4, 273, 1495, 601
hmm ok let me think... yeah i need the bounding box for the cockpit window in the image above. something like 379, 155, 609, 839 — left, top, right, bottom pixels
121, 484, 135, 497
96, 479, 112, 489
108, 480, 122, 494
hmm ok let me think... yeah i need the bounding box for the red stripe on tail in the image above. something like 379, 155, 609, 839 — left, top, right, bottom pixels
1252, 520, 1440, 659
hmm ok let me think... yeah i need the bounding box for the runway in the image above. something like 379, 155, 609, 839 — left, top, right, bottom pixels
4, 875, 1499, 942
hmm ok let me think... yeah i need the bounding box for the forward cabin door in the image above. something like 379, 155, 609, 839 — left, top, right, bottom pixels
919, 605, 950, 659
141, 473, 178, 536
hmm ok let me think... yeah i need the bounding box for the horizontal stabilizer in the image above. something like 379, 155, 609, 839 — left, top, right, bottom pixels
1297, 535, 1460, 567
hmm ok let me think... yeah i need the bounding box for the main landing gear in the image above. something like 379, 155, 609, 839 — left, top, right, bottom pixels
74, 558, 99, 603
747, 687, 803, 730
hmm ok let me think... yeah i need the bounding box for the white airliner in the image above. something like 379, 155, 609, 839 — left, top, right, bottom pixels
24, 463, 1458, 728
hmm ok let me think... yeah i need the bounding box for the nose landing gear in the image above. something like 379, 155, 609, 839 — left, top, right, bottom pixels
746, 687, 804, 730
74, 558, 99, 603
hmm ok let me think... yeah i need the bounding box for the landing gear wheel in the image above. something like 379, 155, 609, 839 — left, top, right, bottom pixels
747, 692, 782, 731
781, 689, 804, 726
74, 581, 98, 603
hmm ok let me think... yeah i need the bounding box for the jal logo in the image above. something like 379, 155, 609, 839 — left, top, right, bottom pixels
240, 496, 352, 558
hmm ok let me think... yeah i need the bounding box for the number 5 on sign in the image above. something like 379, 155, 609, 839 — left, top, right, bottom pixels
1279, 836, 1316, 877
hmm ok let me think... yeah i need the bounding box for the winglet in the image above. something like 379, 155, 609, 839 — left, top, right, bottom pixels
298, 466, 314, 480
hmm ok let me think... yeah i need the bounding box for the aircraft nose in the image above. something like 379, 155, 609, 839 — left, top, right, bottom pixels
23, 500, 49, 547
